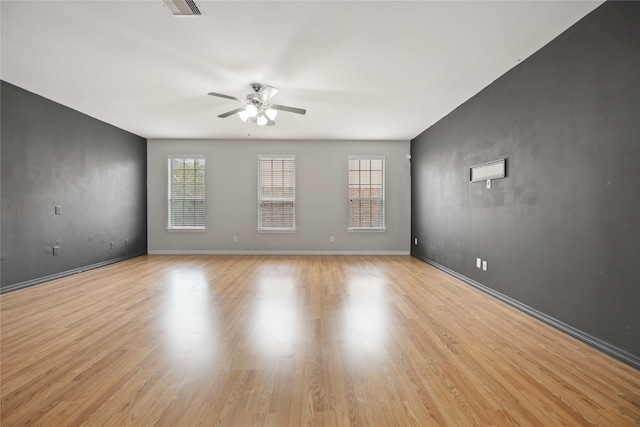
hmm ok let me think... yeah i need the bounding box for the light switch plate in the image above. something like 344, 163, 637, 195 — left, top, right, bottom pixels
55, 205, 62, 215
476, 258, 481, 268
482, 260, 488, 271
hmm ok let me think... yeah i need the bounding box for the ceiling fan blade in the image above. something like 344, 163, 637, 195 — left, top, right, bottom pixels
208, 92, 244, 102
271, 104, 306, 115
258, 86, 279, 102
218, 107, 246, 118
266, 118, 276, 126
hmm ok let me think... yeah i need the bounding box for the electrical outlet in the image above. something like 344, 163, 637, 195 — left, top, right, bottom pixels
110, 242, 115, 249
330, 236, 335, 243
414, 238, 418, 245
476, 258, 481, 268
482, 260, 488, 271
486, 180, 492, 189
55, 205, 62, 215
233, 235, 238, 242
125, 239, 129, 246
53, 246, 60, 255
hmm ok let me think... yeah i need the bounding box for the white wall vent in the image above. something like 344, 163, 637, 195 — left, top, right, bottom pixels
470, 159, 506, 182
163, 0, 204, 16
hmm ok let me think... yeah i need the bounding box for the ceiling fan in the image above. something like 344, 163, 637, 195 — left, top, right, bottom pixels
208, 83, 306, 127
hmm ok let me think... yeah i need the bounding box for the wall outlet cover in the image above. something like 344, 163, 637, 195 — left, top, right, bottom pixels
476, 258, 481, 268
482, 260, 488, 271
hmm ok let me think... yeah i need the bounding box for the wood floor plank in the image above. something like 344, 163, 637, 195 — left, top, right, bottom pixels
1, 255, 639, 426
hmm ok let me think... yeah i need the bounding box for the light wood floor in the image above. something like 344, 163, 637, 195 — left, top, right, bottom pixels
1, 255, 639, 426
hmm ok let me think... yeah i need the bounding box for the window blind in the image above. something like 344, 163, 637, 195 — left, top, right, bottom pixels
168, 156, 205, 229
348, 157, 385, 230
258, 155, 295, 231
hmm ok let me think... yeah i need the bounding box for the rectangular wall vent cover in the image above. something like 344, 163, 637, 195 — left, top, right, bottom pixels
163, 0, 204, 16
470, 159, 506, 182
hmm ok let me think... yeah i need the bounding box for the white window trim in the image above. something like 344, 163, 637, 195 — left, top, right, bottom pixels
348, 155, 386, 232
167, 154, 206, 231
257, 154, 296, 232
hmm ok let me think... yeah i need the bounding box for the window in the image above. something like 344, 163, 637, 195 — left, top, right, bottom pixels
348, 156, 385, 230
258, 155, 295, 231
168, 156, 205, 230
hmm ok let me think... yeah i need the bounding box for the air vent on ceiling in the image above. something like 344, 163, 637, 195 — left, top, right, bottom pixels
163, 0, 204, 16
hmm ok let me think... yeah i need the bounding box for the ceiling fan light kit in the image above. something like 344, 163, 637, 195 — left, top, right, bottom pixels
208, 83, 306, 127
245, 104, 258, 117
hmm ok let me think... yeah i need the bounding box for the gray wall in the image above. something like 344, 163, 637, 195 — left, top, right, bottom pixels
411, 1, 639, 361
1, 81, 147, 292
148, 139, 411, 254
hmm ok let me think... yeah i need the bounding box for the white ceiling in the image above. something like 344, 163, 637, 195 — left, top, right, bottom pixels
1, 0, 602, 141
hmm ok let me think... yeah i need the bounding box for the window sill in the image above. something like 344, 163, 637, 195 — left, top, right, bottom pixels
257, 228, 297, 234
167, 227, 206, 232
347, 228, 386, 232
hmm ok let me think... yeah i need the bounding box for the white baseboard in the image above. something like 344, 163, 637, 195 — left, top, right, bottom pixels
1, 252, 147, 294
147, 250, 410, 256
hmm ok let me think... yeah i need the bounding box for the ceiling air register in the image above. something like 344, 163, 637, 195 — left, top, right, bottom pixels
163, 0, 203, 16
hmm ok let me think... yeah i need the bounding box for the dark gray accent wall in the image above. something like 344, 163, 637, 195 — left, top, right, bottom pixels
411, 2, 639, 362
1, 81, 147, 292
